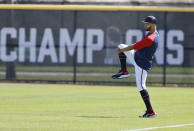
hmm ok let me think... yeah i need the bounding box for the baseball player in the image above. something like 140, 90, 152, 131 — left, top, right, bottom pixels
112, 16, 159, 118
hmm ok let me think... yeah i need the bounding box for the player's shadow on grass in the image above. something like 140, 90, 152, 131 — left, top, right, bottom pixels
76, 116, 119, 119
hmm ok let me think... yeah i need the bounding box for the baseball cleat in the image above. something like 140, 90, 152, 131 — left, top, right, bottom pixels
112, 70, 130, 79
139, 110, 157, 118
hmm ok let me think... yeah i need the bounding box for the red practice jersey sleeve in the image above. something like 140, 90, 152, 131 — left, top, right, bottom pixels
134, 33, 157, 51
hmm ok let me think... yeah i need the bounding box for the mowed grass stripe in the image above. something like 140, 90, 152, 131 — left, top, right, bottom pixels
0, 83, 194, 131
121, 123, 194, 131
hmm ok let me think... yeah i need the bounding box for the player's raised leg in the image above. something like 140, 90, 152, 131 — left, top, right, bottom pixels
112, 44, 131, 79
112, 52, 130, 79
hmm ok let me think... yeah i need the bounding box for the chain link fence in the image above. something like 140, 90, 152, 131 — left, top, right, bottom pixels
0, 5, 194, 86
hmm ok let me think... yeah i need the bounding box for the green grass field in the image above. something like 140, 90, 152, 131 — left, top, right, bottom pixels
0, 83, 194, 131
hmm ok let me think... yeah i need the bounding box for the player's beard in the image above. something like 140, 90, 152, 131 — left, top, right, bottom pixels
146, 26, 151, 31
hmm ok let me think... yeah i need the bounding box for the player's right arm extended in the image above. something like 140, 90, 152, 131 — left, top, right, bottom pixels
117, 44, 135, 54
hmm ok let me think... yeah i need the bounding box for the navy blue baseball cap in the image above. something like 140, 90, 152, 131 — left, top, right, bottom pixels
142, 16, 157, 24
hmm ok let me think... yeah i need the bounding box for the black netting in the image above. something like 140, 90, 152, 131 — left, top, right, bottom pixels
0, 8, 194, 86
